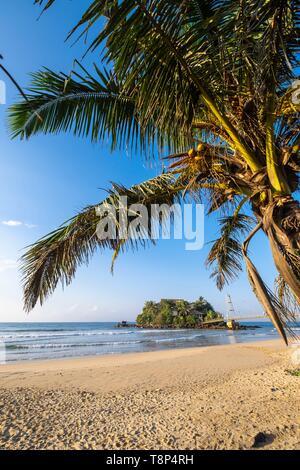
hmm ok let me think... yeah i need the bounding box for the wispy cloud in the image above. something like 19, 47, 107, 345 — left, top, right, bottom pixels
89, 305, 99, 313
0, 259, 18, 273
1, 220, 37, 228
89, 305, 99, 312
68, 304, 79, 313
24, 223, 37, 229
2, 220, 22, 227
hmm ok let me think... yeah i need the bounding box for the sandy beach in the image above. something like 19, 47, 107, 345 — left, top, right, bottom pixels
0, 339, 299, 450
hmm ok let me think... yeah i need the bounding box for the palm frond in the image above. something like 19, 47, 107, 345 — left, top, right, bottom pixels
34, 0, 56, 12
206, 207, 254, 290
8, 60, 192, 153
21, 173, 184, 312
275, 274, 300, 317
8, 63, 158, 152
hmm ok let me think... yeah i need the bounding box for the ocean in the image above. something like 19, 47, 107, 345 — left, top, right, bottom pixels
1, 321, 298, 363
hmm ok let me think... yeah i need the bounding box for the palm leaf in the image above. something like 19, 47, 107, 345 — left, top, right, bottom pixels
8, 60, 191, 153
206, 205, 254, 289
21, 173, 184, 312
275, 274, 300, 317
34, 0, 56, 12
8, 63, 156, 152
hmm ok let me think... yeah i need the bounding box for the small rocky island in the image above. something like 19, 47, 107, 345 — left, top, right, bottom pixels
118, 297, 259, 330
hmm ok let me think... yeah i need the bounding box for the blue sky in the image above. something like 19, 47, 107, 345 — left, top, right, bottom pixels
0, 0, 278, 322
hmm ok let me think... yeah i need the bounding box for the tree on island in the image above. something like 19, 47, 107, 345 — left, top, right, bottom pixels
9, 1, 300, 343
193, 297, 214, 315
136, 297, 221, 328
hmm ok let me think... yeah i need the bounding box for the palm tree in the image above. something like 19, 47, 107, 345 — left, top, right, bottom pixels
9, 0, 300, 343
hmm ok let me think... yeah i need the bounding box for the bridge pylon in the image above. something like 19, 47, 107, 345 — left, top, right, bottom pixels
225, 294, 237, 321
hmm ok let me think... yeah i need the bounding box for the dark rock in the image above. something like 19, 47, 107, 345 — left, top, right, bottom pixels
252, 432, 274, 448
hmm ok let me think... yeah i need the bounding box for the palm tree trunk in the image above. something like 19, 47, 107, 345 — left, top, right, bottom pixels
263, 198, 300, 302
243, 197, 300, 344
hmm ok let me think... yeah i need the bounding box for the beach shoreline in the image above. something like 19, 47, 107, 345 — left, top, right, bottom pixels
0, 339, 299, 449
0, 336, 282, 369
0, 320, 284, 363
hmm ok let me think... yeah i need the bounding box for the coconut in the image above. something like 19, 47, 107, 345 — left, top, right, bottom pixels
188, 148, 196, 158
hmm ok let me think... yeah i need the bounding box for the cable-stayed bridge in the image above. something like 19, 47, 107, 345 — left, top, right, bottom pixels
201, 295, 299, 327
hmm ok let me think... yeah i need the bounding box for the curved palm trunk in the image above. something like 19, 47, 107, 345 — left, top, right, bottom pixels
263, 198, 300, 303
242, 223, 289, 345
245, 197, 300, 344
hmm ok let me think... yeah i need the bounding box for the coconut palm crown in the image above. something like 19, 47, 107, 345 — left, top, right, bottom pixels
8, 0, 300, 343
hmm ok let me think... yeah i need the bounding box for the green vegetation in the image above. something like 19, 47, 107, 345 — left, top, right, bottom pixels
286, 369, 300, 377
9, 1, 300, 344
136, 297, 221, 328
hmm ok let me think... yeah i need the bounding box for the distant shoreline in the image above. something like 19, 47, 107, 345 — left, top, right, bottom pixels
117, 322, 261, 330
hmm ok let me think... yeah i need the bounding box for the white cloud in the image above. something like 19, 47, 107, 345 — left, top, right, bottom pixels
68, 304, 79, 313
1, 220, 37, 228
0, 259, 18, 272
89, 305, 99, 312
2, 220, 22, 226
24, 223, 37, 229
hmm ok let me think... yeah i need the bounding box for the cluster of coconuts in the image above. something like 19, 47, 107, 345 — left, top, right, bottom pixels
188, 143, 235, 201
187, 143, 206, 161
